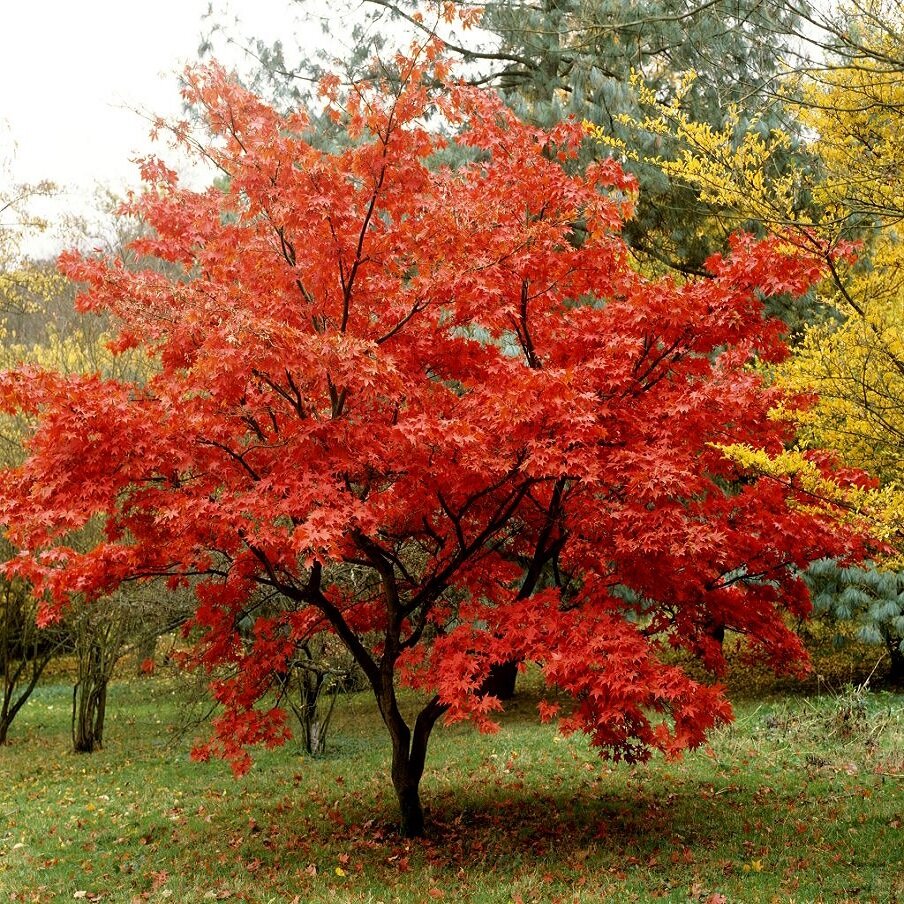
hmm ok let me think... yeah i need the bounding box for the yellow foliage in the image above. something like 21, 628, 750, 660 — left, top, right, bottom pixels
598, 2, 904, 556
778, 11, 904, 555
797, 53, 904, 224
0, 266, 68, 316
782, 235, 904, 477
585, 90, 803, 238
0, 261, 154, 468
0, 319, 151, 382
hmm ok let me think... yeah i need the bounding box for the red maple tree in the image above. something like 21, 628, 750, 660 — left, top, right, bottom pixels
0, 54, 866, 835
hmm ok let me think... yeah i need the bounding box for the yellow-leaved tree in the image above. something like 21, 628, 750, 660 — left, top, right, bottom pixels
745, 43, 904, 675
588, 1, 904, 679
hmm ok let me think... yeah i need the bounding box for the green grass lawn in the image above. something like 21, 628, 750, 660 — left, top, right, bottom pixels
1, 668, 902, 903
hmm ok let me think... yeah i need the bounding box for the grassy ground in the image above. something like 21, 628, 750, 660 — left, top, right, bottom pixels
1, 663, 902, 903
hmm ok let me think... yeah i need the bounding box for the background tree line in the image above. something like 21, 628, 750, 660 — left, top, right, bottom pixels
1, 0, 902, 769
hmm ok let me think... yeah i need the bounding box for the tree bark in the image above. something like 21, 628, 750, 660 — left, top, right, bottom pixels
481, 660, 518, 700
382, 691, 445, 837
392, 760, 426, 838
1, 656, 52, 746
708, 623, 726, 648
72, 675, 108, 753
385, 706, 427, 837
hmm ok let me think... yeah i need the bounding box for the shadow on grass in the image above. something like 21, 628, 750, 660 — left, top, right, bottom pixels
287, 769, 789, 863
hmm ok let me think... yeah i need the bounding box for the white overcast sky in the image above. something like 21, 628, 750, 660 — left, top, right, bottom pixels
0, 0, 333, 256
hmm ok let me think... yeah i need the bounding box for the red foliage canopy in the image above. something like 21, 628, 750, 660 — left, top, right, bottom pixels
0, 53, 865, 834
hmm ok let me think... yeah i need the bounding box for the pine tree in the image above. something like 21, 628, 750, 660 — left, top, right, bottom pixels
209, 0, 809, 274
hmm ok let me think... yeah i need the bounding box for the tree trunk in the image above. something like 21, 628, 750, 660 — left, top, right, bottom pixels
0, 688, 13, 745
392, 763, 425, 838
387, 714, 427, 838
72, 676, 108, 753
382, 692, 445, 837
299, 669, 327, 755
94, 680, 107, 746
481, 660, 518, 700
708, 623, 726, 648
1, 658, 50, 746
